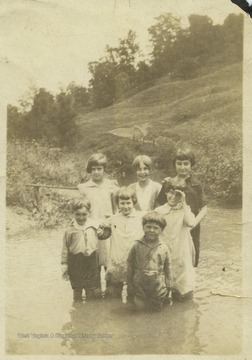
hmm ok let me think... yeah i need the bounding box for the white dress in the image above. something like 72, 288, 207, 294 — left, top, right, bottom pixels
155, 203, 196, 295
105, 209, 145, 283
128, 180, 161, 211
77, 178, 118, 266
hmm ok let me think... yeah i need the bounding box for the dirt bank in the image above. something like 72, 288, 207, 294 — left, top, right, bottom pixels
6, 207, 36, 236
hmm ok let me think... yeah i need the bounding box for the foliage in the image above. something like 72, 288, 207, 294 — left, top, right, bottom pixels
7, 13, 243, 209
148, 13, 181, 76
7, 88, 78, 148
66, 82, 90, 110
53, 92, 77, 148
88, 60, 116, 108
6, 139, 87, 208
88, 30, 141, 107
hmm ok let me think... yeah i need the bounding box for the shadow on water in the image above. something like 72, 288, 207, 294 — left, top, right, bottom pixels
5, 207, 242, 355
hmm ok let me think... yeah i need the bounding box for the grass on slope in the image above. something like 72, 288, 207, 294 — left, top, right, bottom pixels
76, 62, 242, 152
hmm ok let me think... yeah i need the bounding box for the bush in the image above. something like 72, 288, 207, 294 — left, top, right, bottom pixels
7, 140, 88, 208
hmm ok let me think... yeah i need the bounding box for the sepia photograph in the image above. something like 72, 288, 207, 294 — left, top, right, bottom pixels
1, 0, 252, 357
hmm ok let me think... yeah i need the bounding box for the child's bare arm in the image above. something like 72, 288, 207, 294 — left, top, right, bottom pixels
61, 232, 68, 266
175, 190, 196, 227
193, 205, 207, 228
61, 232, 69, 280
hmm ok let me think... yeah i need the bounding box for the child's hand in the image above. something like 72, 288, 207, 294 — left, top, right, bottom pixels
84, 249, 92, 256
99, 221, 110, 229
175, 190, 186, 203
61, 264, 69, 280
162, 176, 172, 184
97, 226, 111, 240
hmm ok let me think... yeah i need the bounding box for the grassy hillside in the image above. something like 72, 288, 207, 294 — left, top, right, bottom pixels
76, 62, 242, 148
75, 61, 242, 204
7, 61, 242, 209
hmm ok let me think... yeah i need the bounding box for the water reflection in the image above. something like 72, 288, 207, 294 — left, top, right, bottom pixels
6, 207, 242, 355
62, 298, 202, 355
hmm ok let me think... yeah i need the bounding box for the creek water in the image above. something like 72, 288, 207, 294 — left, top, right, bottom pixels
6, 207, 242, 355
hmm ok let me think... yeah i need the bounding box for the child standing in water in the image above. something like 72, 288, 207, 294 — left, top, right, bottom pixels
99, 187, 144, 298
129, 155, 161, 211
127, 211, 171, 311
61, 198, 100, 303
157, 148, 207, 267
77, 153, 118, 270
156, 180, 196, 300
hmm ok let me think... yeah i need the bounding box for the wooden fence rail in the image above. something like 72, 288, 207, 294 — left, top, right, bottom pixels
23, 184, 77, 190
22, 184, 78, 212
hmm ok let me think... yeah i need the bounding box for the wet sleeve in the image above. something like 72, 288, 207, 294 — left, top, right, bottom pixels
61, 231, 69, 265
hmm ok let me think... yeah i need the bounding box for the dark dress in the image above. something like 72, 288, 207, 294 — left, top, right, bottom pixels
157, 176, 207, 267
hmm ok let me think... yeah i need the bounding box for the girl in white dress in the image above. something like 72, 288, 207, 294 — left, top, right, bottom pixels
128, 155, 161, 211
77, 153, 118, 269
99, 187, 144, 298
155, 179, 196, 300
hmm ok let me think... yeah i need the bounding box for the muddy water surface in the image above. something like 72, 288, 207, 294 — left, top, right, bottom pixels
6, 207, 242, 355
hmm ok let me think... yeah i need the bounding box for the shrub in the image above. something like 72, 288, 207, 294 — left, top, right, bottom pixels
7, 140, 87, 208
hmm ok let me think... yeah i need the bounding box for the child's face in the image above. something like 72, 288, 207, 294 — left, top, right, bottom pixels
74, 207, 90, 225
143, 222, 162, 242
118, 198, 134, 216
175, 159, 191, 178
91, 165, 105, 182
136, 162, 151, 183
166, 189, 181, 207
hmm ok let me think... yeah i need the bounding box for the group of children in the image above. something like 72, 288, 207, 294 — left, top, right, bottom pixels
61, 149, 207, 311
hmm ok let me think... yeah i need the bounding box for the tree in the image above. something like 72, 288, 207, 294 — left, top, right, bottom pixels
106, 30, 139, 77
88, 60, 116, 108
148, 13, 182, 76
24, 88, 55, 140
88, 30, 141, 107
186, 15, 215, 58
7, 105, 25, 139
221, 14, 243, 63
53, 92, 77, 148
8, 87, 77, 148
67, 82, 90, 110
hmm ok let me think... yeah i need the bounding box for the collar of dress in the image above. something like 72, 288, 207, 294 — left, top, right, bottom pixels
118, 208, 138, 218
84, 178, 109, 187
